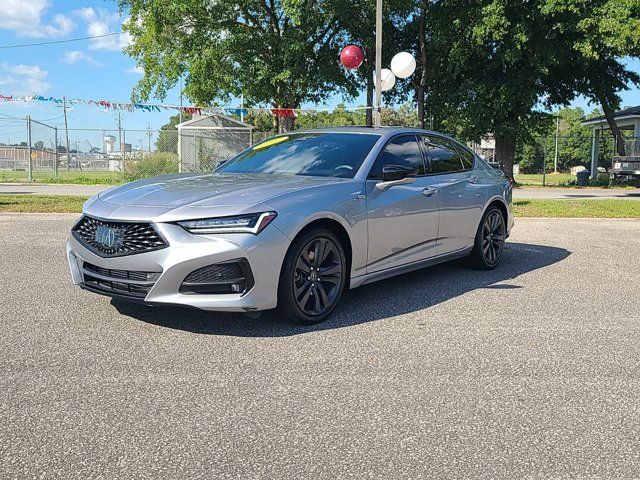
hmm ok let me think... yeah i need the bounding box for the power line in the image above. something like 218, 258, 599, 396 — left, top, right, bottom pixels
0, 32, 123, 50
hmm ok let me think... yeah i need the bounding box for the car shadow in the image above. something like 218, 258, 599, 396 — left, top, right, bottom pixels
111, 242, 570, 337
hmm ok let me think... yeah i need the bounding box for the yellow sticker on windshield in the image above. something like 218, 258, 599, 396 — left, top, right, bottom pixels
252, 136, 289, 150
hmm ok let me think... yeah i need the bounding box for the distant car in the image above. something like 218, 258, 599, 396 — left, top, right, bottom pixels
66, 127, 514, 324
611, 156, 640, 187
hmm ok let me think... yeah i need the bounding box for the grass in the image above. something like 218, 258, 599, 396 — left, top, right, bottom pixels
0, 195, 89, 213
2, 195, 638, 218
515, 173, 574, 186
513, 199, 640, 218
0, 170, 123, 185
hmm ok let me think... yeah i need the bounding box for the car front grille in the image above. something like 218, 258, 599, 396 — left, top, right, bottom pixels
180, 259, 254, 295
81, 262, 160, 299
72, 215, 168, 257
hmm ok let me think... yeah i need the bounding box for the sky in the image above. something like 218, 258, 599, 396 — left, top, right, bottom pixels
0, 0, 639, 150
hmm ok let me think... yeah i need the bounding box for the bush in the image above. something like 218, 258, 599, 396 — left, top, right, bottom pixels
125, 152, 179, 180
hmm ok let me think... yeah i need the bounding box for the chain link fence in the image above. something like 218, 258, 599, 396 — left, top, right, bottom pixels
471, 132, 639, 186
3, 115, 636, 186
0, 117, 274, 184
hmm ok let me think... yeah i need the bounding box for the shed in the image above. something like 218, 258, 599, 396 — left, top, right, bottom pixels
177, 114, 253, 172
581, 106, 640, 179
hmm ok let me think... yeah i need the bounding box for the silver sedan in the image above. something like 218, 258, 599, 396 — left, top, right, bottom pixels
66, 127, 513, 324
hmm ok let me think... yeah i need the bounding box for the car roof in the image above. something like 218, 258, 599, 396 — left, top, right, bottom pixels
290, 126, 466, 145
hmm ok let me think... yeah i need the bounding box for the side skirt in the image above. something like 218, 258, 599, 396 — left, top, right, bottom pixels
349, 247, 473, 289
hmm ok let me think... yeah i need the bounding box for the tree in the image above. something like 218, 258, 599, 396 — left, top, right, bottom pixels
34, 140, 44, 150
422, 0, 640, 181
120, 0, 353, 132
541, 0, 640, 156
155, 113, 191, 153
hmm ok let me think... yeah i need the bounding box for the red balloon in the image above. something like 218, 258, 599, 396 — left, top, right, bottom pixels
340, 45, 364, 70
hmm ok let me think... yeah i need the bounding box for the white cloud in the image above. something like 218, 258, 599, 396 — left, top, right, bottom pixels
0, 62, 51, 95
74, 7, 131, 52
125, 66, 144, 75
61, 50, 104, 67
0, 0, 75, 38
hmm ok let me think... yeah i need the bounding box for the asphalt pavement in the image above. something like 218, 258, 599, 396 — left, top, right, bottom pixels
1, 215, 640, 479
2, 182, 640, 200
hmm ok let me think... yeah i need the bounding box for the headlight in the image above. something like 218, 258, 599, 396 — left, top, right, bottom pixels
177, 211, 278, 235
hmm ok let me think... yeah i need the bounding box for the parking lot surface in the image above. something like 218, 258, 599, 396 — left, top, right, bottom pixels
1, 215, 639, 479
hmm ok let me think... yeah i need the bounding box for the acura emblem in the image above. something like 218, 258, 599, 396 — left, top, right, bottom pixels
95, 225, 124, 249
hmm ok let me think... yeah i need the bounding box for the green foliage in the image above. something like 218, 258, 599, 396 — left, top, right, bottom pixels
125, 152, 179, 180
156, 113, 191, 153
120, 0, 355, 113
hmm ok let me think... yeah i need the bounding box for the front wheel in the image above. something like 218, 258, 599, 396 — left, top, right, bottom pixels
277, 229, 347, 325
468, 206, 506, 270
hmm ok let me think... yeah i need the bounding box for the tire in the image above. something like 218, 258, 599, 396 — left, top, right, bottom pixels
468, 205, 507, 270
277, 228, 347, 325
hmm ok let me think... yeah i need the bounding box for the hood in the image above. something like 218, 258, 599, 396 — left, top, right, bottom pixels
98, 173, 342, 209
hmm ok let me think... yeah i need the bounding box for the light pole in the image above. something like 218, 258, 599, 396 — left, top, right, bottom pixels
374, 0, 382, 128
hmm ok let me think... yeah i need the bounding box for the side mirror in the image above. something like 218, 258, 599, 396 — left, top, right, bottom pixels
376, 164, 418, 191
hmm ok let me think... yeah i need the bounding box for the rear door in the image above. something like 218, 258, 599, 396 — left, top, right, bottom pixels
365, 134, 440, 273
421, 135, 486, 254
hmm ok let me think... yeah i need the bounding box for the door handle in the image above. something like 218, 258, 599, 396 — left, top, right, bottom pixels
422, 187, 437, 197
467, 175, 479, 184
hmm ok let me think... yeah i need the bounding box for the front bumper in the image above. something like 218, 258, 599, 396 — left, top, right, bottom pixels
66, 220, 291, 312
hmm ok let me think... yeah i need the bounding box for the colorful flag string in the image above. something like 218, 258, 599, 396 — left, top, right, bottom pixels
0, 93, 373, 118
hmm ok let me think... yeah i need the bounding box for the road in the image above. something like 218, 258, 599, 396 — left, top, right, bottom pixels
2, 182, 640, 200
1, 216, 640, 479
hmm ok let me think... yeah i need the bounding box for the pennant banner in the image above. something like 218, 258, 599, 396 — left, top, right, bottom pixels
0, 94, 373, 117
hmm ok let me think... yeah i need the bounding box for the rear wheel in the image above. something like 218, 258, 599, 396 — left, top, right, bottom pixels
468, 205, 506, 270
277, 229, 346, 325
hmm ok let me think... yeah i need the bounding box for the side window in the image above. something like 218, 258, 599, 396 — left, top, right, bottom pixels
422, 136, 464, 174
368, 135, 426, 179
455, 144, 475, 170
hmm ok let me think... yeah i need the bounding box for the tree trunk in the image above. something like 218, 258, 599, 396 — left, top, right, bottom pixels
602, 105, 626, 156
279, 114, 295, 133
417, 1, 428, 129
495, 133, 516, 182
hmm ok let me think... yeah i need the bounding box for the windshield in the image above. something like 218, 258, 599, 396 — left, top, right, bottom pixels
216, 132, 380, 178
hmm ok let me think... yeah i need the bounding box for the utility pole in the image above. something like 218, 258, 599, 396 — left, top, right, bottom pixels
54, 126, 59, 178
240, 93, 245, 123
63, 96, 71, 171
147, 123, 152, 152
26, 115, 33, 182
553, 113, 560, 173
374, 0, 382, 128
117, 112, 125, 175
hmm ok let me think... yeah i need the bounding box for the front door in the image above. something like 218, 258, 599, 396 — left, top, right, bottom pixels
366, 135, 440, 274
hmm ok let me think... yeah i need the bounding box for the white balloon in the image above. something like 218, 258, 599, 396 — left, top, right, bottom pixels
390, 52, 416, 79
375, 68, 396, 91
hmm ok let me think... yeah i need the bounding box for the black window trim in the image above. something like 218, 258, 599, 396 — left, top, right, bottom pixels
420, 134, 476, 176
366, 133, 429, 180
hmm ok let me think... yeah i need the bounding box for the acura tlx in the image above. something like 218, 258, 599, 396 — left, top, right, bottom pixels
66, 127, 513, 324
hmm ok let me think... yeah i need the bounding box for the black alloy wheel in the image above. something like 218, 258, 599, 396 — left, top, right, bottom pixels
278, 229, 346, 324
481, 209, 506, 266
469, 206, 506, 270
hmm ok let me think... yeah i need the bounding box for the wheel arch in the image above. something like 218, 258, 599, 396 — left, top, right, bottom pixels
280, 217, 353, 289
484, 197, 508, 223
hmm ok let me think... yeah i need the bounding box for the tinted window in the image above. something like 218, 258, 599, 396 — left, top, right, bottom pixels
368, 135, 426, 179
217, 133, 380, 178
456, 144, 475, 170
422, 136, 464, 174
